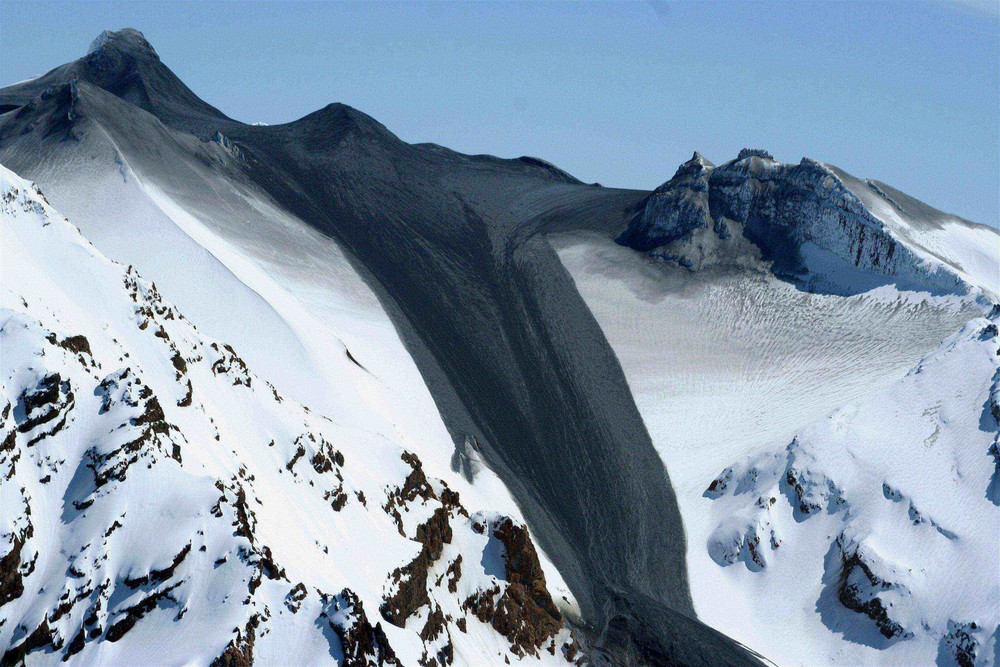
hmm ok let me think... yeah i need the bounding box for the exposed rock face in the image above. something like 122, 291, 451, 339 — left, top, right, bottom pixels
0, 526, 31, 607
2, 618, 56, 666
378, 487, 570, 662
380, 508, 449, 626
17, 373, 75, 445
491, 517, 562, 629
616, 152, 720, 261
463, 515, 563, 657
209, 613, 262, 667
941, 621, 984, 667
617, 150, 969, 296
324, 589, 399, 667
88, 28, 154, 58
737, 149, 774, 160
835, 539, 912, 640
380, 453, 462, 629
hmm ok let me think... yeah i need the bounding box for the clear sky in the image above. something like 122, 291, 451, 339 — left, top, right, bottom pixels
1, 0, 998, 226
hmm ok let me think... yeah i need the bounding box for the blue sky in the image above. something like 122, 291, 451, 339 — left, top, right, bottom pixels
1, 1, 997, 226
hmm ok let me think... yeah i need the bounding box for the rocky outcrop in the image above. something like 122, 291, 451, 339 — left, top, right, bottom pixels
0, 524, 32, 607
617, 150, 969, 295
707, 438, 843, 570
380, 506, 451, 627
832, 537, 913, 641
16, 373, 75, 446
210, 614, 260, 667
87, 368, 180, 491
2, 618, 57, 666
323, 590, 399, 667
707, 497, 780, 571
463, 515, 563, 657
615, 152, 718, 255
940, 621, 984, 667
105, 581, 183, 643
380, 452, 465, 631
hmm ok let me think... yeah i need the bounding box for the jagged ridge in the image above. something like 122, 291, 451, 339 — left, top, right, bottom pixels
616, 149, 990, 297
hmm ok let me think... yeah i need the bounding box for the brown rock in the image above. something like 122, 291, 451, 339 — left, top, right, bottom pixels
326, 589, 399, 667
464, 517, 563, 657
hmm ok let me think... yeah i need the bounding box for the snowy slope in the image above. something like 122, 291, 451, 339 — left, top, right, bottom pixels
829, 165, 999, 301
0, 165, 580, 665
0, 85, 457, 477
705, 316, 1000, 667
553, 150, 999, 666
0, 89, 564, 646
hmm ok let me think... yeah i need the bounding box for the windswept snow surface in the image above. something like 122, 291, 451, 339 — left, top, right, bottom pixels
553, 226, 997, 665
704, 316, 1000, 667
0, 165, 579, 665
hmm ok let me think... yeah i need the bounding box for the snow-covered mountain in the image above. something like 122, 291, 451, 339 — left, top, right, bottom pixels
0, 29, 766, 666
0, 166, 578, 665
615, 149, 996, 300
2, 27, 998, 667
554, 149, 999, 666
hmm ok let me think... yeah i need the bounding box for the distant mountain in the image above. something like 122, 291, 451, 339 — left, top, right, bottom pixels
2, 27, 997, 667
616, 149, 997, 299
0, 28, 226, 125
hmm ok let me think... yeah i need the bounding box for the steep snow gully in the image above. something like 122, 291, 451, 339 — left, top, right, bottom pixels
2, 29, 997, 666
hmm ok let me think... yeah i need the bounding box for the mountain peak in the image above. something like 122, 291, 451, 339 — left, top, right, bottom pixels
87, 28, 158, 59
292, 101, 399, 145
0, 26, 228, 128
660, 150, 714, 185
736, 148, 775, 161
618, 148, 986, 297
685, 151, 715, 169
